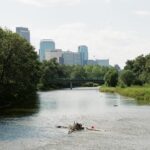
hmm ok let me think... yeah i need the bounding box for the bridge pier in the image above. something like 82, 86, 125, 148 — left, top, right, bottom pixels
70, 81, 73, 90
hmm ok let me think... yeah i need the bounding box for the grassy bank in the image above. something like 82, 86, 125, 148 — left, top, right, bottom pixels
100, 86, 150, 105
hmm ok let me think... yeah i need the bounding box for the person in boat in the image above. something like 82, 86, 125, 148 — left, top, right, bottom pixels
68, 122, 84, 134
56, 122, 99, 134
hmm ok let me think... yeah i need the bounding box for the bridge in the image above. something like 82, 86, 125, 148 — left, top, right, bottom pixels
48, 78, 104, 89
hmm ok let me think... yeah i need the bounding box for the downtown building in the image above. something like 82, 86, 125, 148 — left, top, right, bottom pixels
42, 49, 81, 65
78, 45, 88, 65
87, 59, 110, 66
62, 51, 81, 65
39, 39, 55, 62
96, 59, 109, 66
45, 49, 63, 64
16, 27, 30, 42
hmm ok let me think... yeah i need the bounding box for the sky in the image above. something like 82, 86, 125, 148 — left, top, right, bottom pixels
0, 0, 150, 67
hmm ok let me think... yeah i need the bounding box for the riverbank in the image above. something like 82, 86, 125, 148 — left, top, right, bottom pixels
100, 86, 150, 104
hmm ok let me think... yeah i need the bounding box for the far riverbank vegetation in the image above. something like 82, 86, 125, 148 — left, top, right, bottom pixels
101, 54, 150, 104
38, 59, 110, 90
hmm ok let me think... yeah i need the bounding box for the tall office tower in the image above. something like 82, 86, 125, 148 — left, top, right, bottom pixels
39, 39, 55, 62
78, 45, 88, 65
16, 27, 30, 42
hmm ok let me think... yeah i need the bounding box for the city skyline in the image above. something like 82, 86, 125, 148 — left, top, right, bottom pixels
38, 38, 109, 66
1, 0, 150, 67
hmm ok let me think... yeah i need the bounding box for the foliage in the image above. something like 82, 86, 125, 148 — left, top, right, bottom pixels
124, 54, 150, 84
39, 60, 112, 90
100, 86, 150, 105
101, 54, 150, 104
84, 65, 109, 79
0, 28, 40, 104
100, 86, 116, 93
71, 65, 87, 79
104, 69, 118, 87
119, 70, 135, 86
39, 58, 67, 90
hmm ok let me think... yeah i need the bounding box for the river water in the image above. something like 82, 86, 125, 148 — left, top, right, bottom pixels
0, 87, 150, 150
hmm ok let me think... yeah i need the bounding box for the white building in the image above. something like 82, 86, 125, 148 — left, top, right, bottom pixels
45, 49, 63, 63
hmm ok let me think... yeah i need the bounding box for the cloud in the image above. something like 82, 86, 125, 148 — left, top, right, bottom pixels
31, 23, 150, 67
134, 10, 150, 16
16, 0, 81, 7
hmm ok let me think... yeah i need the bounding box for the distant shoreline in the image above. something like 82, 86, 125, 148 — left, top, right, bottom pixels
100, 86, 150, 105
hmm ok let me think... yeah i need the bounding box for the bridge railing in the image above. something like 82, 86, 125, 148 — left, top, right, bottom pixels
47, 78, 104, 83
48, 77, 104, 81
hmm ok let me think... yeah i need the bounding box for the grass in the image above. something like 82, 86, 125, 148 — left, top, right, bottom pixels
100, 85, 150, 105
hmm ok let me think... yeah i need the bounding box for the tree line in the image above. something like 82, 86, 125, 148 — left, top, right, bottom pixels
38, 58, 111, 90
104, 54, 150, 87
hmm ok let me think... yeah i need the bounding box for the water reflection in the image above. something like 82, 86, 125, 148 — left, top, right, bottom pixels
103, 93, 137, 107
0, 94, 40, 118
37, 87, 139, 116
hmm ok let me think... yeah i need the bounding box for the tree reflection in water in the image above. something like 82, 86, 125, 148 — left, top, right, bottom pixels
0, 94, 40, 118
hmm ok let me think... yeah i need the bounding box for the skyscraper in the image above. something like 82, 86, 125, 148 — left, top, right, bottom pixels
78, 45, 88, 65
39, 39, 55, 62
16, 27, 30, 42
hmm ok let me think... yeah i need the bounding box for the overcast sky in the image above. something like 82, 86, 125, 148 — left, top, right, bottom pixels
0, 0, 150, 67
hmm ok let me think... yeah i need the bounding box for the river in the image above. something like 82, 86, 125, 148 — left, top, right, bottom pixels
0, 87, 150, 150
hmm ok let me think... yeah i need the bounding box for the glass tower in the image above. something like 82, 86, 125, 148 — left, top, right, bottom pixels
39, 39, 55, 62
78, 45, 88, 65
16, 27, 30, 42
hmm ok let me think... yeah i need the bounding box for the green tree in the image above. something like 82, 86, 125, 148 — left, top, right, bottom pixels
39, 58, 71, 90
124, 54, 150, 84
104, 69, 118, 87
71, 65, 87, 79
40, 59, 60, 88
91, 65, 104, 79
84, 65, 109, 79
120, 70, 135, 86
124, 60, 135, 71
0, 28, 40, 102
84, 65, 93, 78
